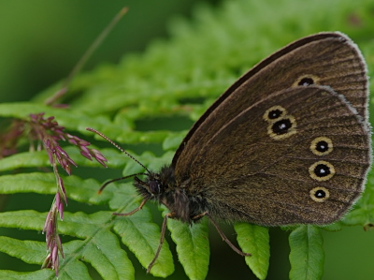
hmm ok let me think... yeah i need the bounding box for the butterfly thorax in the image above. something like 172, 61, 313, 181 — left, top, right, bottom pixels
134, 165, 209, 223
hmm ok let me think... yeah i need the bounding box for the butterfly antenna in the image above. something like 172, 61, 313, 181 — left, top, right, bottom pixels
86, 127, 151, 174
98, 173, 147, 194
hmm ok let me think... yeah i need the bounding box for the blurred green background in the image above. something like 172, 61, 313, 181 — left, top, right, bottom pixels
1, 0, 374, 279
0, 0, 220, 103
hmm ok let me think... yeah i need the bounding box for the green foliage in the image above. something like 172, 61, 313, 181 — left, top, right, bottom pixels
235, 223, 270, 280
167, 213, 210, 280
289, 225, 324, 280
1, 0, 374, 279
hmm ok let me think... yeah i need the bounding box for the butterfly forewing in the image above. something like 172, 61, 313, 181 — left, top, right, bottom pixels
173, 32, 369, 179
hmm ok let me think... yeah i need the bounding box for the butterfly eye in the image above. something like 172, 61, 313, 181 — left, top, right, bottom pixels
310, 187, 330, 202
149, 179, 162, 195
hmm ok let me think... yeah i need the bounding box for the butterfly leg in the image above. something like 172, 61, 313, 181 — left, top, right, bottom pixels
197, 212, 251, 257
113, 198, 149, 216
146, 212, 175, 273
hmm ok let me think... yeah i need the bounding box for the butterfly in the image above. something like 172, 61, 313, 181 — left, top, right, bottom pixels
92, 31, 371, 273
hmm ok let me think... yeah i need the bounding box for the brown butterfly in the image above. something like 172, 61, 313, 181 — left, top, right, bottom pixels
92, 31, 371, 272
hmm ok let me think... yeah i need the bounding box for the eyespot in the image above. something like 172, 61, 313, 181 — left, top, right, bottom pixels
309, 161, 335, 181
267, 116, 297, 140
310, 187, 330, 202
272, 119, 292, 133
293, 74, 320, 87
299, 77, 314, 86
263, 105, 287, 121
310, 137, 333, 156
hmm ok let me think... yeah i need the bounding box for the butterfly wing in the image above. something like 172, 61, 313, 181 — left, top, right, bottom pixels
172, 33, 370, 225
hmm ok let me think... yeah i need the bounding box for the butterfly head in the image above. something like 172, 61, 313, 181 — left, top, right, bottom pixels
134, 166, 203, 223
134, 172, 165, 199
